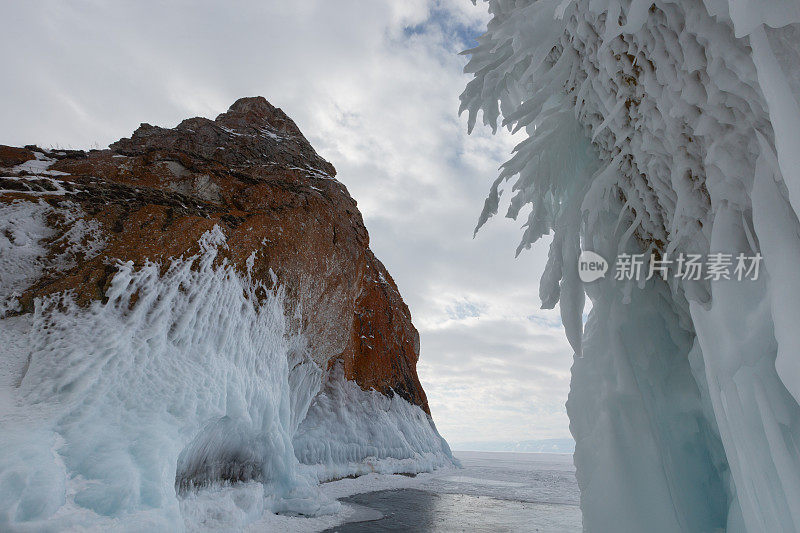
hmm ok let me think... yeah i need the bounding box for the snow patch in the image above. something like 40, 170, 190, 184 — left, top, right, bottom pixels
11, 152, 70, 176
0, 200, 104, 317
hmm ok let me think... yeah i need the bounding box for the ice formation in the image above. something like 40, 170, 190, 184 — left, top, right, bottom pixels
0, 218, 454, 530
294, 364, 455, 483
462, 0, 800, 531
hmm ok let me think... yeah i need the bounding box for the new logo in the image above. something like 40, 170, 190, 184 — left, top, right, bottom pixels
578, 251, 608, 283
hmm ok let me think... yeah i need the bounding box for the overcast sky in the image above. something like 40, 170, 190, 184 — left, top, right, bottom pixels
1, 0, 573, 446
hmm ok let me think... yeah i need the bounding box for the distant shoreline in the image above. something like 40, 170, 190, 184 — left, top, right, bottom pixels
449, 438, 575, 455
453, 449, 574, 455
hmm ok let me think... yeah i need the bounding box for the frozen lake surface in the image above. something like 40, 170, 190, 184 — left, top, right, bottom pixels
220, 451, 580, 531
321, 451, 581, 532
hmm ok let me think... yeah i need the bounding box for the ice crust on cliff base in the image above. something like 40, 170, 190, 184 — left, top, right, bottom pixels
0, 222, 454, 531
463, 0, 800, 531
294, 364, 456, 483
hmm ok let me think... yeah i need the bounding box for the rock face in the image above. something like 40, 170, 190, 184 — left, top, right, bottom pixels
0, 96, 428, 412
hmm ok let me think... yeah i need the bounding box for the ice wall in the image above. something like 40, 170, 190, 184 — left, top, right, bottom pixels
0, 220, 454, 530
294, 364, 456, 483
462, 0, 800, 530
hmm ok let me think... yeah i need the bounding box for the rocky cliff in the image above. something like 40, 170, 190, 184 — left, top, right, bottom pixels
0, 96, 427, 412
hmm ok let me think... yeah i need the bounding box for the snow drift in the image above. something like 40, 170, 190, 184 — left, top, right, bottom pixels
463, 0, 800, 531
0, 217, 453, 531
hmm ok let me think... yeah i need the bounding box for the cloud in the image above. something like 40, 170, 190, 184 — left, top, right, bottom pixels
0, 0, 573, 445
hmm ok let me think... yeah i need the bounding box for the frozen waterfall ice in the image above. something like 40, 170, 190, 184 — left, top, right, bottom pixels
462, 0, 800, 531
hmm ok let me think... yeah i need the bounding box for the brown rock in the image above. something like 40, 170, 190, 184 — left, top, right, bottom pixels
0, 96, 429, 412
0, 145, 35, 166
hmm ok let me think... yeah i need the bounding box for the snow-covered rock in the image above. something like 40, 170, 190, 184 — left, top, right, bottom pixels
463, 1, 800, 531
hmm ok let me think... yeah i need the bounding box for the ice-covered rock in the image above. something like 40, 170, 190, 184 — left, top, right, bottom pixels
0, 98, 454, 530
462, 1, 800, 531
294, 364, 455, 483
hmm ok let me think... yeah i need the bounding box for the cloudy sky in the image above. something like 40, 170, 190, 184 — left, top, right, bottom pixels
1, 0, 573, 446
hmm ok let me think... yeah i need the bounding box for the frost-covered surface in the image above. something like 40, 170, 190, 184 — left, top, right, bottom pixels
11, 151, 70, 177
0, 224, 454, 531
463, 0, 800, 531
0, 200, 105, 317
294, 364, 456, 483
0, 201, 54, 317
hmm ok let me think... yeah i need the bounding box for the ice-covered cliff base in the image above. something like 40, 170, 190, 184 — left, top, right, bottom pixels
0, 219, 454, 531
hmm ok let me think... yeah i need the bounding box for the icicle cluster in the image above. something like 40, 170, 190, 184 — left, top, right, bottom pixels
463, 1, 800, 531
461, 0, 800, 349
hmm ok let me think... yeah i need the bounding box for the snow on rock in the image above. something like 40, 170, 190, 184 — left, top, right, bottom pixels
0, 98, 454, 530
0, 201, 54, 317
463, 1, 800, 531
0, 200, 105, 317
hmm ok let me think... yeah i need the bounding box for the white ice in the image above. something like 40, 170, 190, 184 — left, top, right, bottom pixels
0, 223, 454, 531
463, 0, 800, 530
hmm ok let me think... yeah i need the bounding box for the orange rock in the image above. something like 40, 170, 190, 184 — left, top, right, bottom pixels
0, 96, 429, 412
